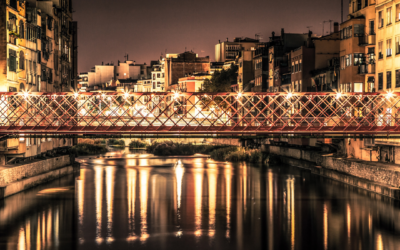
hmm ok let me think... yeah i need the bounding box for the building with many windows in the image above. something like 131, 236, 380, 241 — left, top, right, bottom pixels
0, 0, 76, 164
215, 37, 259, 62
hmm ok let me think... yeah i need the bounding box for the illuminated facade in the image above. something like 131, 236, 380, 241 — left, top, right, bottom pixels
0, 0, 75, 164
215, 37, 259, 63
340, 0, 376, 93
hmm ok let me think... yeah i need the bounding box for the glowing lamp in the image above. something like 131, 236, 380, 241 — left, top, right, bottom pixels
74, 92, 79, 99
336, 92, 342, 100
287, 92, 293, 99
386, 91, 394, 99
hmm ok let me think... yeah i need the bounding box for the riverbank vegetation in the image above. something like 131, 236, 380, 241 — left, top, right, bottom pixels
146, 140, 263, 163
69, 144, 108, 156
108, 139, 125, 148
129, 140, 149, 149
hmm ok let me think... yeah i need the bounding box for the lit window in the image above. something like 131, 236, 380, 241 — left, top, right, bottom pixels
354, 83, 363, 92
379, 11, 384, 28
387, 7, 392, 25
387, 39, 392, 57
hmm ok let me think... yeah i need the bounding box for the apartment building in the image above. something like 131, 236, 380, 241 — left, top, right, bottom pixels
151, 60, 165, 92
268, 29, 310, 92
78, 59, 150, 91
340, 0, 376, 93
0, 0, 76, 164
164, 51, 210, 91
215, 37, 259, 62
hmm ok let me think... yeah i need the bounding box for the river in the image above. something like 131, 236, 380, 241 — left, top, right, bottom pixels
0, 149, 400, 250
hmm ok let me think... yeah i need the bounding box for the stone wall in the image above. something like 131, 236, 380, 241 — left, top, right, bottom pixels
268, 145, 400, 188
0, 155, 71, 186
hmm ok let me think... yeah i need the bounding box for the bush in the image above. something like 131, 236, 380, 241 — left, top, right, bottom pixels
108, 139, 125, 146
146, 141, 232, 156
129, 140, 148, 148
69, 144, 108, 156
210, 147, 238, 161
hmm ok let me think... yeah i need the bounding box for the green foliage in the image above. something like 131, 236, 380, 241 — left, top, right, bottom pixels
69, 144, 108, 156
211, 147, 262, 163
209, 147, 239, 161
146, 141, 231, 156
129, 140, 149, 149
108, 139, 125, 147
200, 64, 238, 92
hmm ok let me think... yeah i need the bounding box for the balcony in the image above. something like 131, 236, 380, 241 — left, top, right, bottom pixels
358, 64, 367, 74
368, 64, 375, 74
368, 34, 376, 45
358, 35, 368, 46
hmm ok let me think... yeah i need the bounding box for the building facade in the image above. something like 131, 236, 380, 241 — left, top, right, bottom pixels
215, 37, 259, 62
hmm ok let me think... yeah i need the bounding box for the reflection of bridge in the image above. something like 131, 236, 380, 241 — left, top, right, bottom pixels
0, 92, 400, 135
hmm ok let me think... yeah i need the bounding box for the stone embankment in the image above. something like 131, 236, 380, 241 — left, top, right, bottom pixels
266, 145, 400, 200
0, 155, 80, 199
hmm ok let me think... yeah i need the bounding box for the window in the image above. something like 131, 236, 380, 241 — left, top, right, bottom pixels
354, 83, 363, 92
387, 39, 392, 56
157, 73, 160, 78
354, 24, 365, 36
299, 80, 302, 91
369, 20, 375, 35
19, 20, 24, 39
396, 37, 400, 55
354, 53, 365, 65
387, 7, 392, 25
9, 49, 17, 72
299, 60, 302, 72
378, 73, 383, 90
346, 54, 352, 67
378, 41, 383, 59
396, 70, 400, 88
379, 11, 384, 28
153, 74, 156, 80
387, 71, 392, 89
364, 0, 368, 8
397, 4, 400, 22
19, 51, 25, 70
341, 56, 345, 69
162, 73, 165, 78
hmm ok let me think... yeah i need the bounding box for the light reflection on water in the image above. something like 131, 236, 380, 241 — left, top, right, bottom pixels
1, 151, 400, 249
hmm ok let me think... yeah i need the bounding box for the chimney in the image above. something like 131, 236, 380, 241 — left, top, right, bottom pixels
219, 40, 221, 43
334, 22, 339, 33
272, 31, 275, 39
102, 61, 104, 65
127, 54, 129, 61
281, 28, 285, 37
226, 38, 229, 42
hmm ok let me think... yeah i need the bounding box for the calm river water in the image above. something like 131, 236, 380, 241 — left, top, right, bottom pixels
1, 149, 400, 250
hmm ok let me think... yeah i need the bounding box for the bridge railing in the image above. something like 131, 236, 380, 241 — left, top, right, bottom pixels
0, 91, 399, 135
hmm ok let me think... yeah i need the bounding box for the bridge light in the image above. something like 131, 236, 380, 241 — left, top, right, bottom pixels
23, 91, 29, 99
124, 92, 130, 99
287, 92, 293, 99
173, 90, 180, 99
386, 91, 394, 99
336, 92, 342, 100
73, 92, 79, 99
237, 91, 243, 99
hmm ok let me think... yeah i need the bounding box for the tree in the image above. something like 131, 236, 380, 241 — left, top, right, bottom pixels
200, 63, 238, 92
199, 64, 238, 113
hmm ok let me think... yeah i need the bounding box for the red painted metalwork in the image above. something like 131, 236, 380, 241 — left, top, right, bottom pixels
0, 91, 400, 135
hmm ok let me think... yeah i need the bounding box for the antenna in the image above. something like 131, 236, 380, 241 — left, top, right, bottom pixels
321, 21, 329, 36
328, 20, 333, 34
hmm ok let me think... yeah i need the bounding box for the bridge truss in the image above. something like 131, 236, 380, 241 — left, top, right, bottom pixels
0, 91, 399, 136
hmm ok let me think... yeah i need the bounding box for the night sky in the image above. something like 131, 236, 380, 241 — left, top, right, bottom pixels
72, 0, 348, 74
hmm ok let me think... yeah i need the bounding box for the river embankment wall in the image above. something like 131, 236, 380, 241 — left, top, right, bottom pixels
0, 155, 80, 199
266, 145, 400, 200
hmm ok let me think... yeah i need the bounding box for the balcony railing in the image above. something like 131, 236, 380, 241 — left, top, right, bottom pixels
358, 64, 367, 74
368, 64, 376, 74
